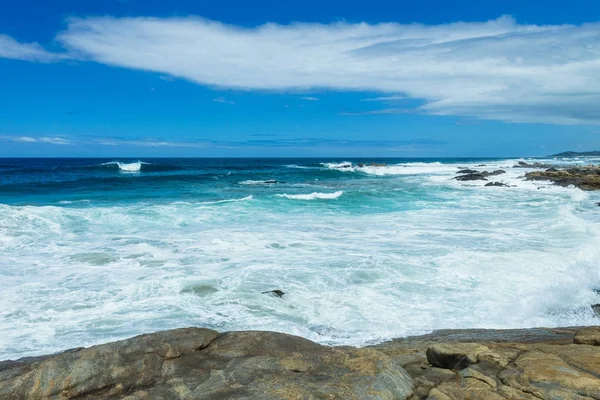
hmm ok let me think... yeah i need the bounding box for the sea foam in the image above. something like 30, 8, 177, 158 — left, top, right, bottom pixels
276, 191, 344, 200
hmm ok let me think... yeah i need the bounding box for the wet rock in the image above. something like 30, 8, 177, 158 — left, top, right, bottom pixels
514, 161, 553, 169
482, 169, 506, 177
262, 289, 285, 298
485, 182, 509, 187
574, 326, 600, 345
593, 304, 600, 317
454, 173, 488, 181
525, 166, 600, 190
369, 163, 387, 167
456, 169, 478, 174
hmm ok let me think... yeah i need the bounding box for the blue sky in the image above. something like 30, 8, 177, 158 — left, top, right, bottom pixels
1, 0, 599, 157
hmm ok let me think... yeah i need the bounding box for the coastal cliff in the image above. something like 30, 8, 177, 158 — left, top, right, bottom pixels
2, 326, 600, 400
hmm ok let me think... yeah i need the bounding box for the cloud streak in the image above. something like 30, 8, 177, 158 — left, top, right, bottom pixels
0, 35, 62, 62
0, 136, 72, 145
2, 15, 600, 124
212, 96, 236, 104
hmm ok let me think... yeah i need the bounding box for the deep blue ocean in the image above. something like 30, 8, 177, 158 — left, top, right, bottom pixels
1, 157, 600, 360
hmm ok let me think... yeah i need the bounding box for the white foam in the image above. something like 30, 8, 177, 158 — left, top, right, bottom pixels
2, 159, 600, 360
203, 195, 254, 204
276, 191, 344, 200
101, 161, 144, 172
239, 180, 278, 185
321, 161, 353, 169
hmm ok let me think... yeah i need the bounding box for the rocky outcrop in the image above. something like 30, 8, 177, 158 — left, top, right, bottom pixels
485, 182, 509, 187
1, 326, 600, 399
525, 165, 600, 190
0, 328, 412, 400
374, 327, 600, 400
514, 161, 553, 169
454, 169, 506, 182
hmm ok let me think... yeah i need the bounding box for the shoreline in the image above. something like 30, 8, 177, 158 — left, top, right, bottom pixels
2, 325, 599, 399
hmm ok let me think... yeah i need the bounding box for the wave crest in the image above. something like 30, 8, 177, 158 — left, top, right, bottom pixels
100, 161, 145, 172
276, 191, 343, 200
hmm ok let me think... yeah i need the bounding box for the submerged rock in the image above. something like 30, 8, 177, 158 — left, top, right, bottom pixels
592, 303, 600, 317
456, 169, 478, 174
181, 284, 219, 297
262, 289, 285, 298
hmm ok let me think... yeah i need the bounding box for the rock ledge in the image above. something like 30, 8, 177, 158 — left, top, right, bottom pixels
1, 326, 600, 399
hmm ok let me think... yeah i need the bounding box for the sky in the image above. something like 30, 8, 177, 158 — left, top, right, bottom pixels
1, 0, 600, 157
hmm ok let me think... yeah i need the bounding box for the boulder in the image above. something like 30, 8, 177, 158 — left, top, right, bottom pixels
456, 169, 478, 174
485, 182, 509, 187
426, 343, 490, 370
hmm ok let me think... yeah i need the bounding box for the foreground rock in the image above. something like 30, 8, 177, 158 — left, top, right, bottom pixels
525, 165, 600, 190
0, 328, 412, 400
374, 327, 600, 400
2, 326, 600, 399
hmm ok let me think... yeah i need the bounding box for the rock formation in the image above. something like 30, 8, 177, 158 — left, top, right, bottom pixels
2, 326, 600, 399
525, 165, 600, 190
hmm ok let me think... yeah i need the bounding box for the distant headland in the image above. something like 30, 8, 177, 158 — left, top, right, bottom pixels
552, 151, 600, 157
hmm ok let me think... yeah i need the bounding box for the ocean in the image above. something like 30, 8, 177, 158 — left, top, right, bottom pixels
1, 157, 600, 360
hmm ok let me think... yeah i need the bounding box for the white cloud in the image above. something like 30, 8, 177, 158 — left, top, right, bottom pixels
39, 137, 72, 145
2, 15, 600, 124
301, 96, 319, 101
0, 35, 61, 62
212, 96, 236, 104
13, 136, 37, 142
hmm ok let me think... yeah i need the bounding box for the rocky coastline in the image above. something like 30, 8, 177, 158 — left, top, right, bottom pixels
525, 165, 600, 191
2, 325, 600, 399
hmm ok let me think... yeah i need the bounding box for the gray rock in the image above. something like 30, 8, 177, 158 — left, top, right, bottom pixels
485, 182, 509, 187
454, 173, 488, 181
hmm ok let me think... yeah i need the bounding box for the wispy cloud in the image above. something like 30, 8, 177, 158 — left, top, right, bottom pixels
13, 136, 37, 143
3, 16, 600, 124
0, 136, 72, 145
0, 135, 443, 150
339, 108, 417, 116
301, 96, 319, 101
39, 137, 72, 145
0, 34, 62, 62
212, 96, 236, 104
362, 95, 406, 102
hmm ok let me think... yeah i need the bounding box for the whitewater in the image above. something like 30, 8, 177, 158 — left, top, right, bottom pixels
1, 157, 600, 360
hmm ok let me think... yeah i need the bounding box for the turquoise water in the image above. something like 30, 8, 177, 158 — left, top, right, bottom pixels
1, 157, 600, 359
